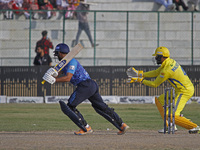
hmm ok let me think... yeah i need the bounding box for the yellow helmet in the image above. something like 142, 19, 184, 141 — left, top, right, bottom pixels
152, 47, 170, 57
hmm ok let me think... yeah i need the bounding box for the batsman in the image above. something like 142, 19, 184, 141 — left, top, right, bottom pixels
42, 43, 129, 135
127, 46, 200, 134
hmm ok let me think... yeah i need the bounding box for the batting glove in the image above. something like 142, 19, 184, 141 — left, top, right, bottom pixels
46, 68, 58, 77
43, 73, 56, 84
126, 67, 143, 77
127, 77, 144, 84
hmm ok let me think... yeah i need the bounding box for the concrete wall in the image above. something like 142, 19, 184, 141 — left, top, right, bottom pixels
0, 0, 200, 66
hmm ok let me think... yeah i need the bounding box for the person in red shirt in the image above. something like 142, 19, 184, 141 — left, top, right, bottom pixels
35, 30, 54, 55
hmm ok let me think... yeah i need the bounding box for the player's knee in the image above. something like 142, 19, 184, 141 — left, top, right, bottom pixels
67, 104, 80, 115
175, 111, 181, 116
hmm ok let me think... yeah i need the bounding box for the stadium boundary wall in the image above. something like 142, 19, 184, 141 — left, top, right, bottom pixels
0, 66, 200, 97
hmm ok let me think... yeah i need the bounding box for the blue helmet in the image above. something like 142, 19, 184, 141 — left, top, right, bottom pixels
54, 43, 70, 56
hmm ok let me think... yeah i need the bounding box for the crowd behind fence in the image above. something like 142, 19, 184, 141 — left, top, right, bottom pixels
0, 66, 200, 97
0, 10, 200, 66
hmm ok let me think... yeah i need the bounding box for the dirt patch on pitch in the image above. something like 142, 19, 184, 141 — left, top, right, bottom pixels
0, 130, 200, 150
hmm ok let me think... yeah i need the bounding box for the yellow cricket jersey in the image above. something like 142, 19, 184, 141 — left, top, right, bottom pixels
142, 57, 194, 94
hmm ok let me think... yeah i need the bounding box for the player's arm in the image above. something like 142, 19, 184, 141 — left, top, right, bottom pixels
42, 70, 73, 84
56, 72, 73, 83
126, 66, 162, 78
126, 66, 161, 83
55, 59, 77, 82
48, 40, 54, 49
143, 66, 162, 78
142, 69, 170, 87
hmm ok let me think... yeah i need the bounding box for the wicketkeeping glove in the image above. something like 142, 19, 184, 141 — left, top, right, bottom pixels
42, 73, 56, 84
126, 67, 143, 77
46, 68, 58, 77
127, 76, 144, 84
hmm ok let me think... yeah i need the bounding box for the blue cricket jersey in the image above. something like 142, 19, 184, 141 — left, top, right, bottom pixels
61, 58, 91, 85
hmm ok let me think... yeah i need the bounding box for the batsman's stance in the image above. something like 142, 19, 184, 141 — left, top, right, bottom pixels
43, 43, 129, 135
127, 46, 200, 134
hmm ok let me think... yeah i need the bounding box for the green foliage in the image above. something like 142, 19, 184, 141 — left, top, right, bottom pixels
0, 103, 199, 132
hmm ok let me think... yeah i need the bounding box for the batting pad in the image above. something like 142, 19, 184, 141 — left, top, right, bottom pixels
59, 101, 87, 132
175, 115, 197, 130
155, 97, 168, 126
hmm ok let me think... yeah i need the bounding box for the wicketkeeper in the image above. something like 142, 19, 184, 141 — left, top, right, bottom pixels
127, 46, 200, 134
43, 43, 129, 135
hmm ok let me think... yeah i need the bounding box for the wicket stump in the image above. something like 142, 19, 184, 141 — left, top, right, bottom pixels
164, 88, 175, 134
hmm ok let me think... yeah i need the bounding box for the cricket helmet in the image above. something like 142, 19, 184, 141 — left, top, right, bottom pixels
54, 43, 70, 56
152, 46, 170, 57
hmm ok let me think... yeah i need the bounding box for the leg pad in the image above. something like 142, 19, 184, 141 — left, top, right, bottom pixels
155, 97, 168, 126
59, 101, 87, 132
175, 115, 197, 130
94, 106, 122, 131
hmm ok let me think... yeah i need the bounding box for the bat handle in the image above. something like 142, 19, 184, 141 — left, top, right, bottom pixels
41, 80, 46, 84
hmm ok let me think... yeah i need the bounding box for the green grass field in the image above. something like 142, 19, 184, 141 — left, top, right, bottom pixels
0, 103, 200, 132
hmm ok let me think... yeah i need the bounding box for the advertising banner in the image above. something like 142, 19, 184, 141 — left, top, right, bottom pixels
7, 97, 43, 103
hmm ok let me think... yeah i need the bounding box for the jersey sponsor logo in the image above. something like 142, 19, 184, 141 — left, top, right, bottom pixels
160, 72, 164, 78
69, 65, 75, 70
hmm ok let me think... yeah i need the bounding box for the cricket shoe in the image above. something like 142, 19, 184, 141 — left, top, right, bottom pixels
189, 126, 200, 134
74, 126, 93, 135
117, 123, 129, 135
158, 125, 178, 133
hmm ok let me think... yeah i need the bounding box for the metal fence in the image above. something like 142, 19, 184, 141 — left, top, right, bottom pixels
0, 10, 200, 66
0, 66, 200, 97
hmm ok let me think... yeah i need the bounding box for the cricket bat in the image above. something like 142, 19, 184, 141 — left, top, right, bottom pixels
41, 43, 84, 84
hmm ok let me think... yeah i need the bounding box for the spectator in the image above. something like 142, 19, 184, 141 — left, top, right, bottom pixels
75, 0, 98, 47
3, 0, 34, 19
37, 0, 55, 19
22, 0, 39, 19
56, 0, 68, 10
173, 0, 188, 11
49, 0, 56, 9
73, 0, 79, 7
35, 30, 54, 55
0, 0, 13, 19
187, 0, 199, 11
153, 0, 176, 11
65, 0, 77, 19
11, 0, 24, 15
33, 45, 52, 66
56, 0, 69, 19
